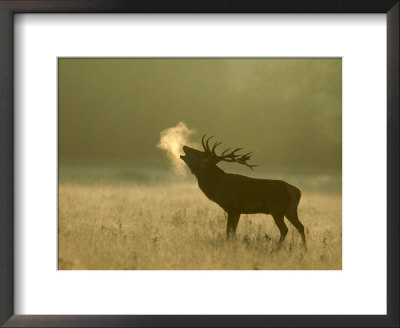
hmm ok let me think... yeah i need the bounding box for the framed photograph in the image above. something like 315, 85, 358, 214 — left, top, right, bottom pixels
57, 57, 340, 271
0, 0, 398, 327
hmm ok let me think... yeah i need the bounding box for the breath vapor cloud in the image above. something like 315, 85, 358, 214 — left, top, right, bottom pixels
157, 122, 195, 175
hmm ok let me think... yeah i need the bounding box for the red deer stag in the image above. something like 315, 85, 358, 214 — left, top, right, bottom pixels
180, 135, 307, 249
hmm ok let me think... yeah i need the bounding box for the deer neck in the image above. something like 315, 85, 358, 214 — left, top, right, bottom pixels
195, 166, 225, 200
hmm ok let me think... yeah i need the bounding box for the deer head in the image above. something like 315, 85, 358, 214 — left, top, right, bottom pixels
180, 135, 258, 174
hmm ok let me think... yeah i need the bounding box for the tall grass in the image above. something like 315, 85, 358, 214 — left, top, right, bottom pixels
58, 182, 341, 270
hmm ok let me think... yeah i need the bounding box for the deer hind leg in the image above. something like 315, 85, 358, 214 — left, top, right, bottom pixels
272, 213, 288, 248
226, 212, 240, 239
285, 189, 307, 250
285, 209, 307, 250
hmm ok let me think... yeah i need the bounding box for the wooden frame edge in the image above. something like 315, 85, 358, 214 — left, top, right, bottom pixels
0, 1, 398, 327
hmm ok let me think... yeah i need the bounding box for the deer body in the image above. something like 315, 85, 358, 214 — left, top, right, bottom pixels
196, 165, 289, 214
180, 137, 307, 249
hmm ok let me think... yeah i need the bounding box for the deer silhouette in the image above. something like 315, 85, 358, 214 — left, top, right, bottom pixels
180, 135, 307, 249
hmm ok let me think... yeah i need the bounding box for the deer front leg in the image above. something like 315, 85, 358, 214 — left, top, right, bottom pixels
272, 213, 288, 249
226, 212, 240, 239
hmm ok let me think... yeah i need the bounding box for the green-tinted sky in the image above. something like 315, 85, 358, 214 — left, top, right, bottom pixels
59, 58, 341, 172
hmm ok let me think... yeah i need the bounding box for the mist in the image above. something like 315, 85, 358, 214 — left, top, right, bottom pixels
59, 58, 341, 174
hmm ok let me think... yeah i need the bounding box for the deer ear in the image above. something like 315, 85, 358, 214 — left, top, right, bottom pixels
203, 156, 213, 164
203, 156, 219, 165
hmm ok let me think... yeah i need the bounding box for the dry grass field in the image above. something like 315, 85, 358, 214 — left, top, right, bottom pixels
58, 178, 341, 270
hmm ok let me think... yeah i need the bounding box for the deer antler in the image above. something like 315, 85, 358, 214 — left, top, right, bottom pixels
217, 148, 259, 170
201, 135, 258, 170
201, 135, 213, 153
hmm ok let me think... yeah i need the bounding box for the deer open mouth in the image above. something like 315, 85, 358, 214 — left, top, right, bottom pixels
180, 146, 188, 159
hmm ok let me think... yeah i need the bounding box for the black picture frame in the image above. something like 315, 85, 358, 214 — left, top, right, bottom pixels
0, 1, 398, 327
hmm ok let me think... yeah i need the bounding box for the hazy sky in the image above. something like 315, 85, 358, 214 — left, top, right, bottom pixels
59, 58, 341, 172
